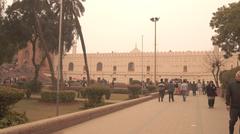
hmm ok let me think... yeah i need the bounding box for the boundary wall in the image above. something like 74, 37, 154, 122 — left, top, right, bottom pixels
0, 93, 158, 134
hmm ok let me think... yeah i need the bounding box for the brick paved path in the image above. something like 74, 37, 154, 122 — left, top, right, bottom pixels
54, 95, 239, 134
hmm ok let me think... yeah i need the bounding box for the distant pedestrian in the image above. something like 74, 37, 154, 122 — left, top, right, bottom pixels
226, 71, 240, 134
111, 79, 115, 88
158, 79, 166, 102
202, 81, 206, 95
168, 81, 175, 102
197, 80, 202, 95
82, 78, 87, 87
180, 79, 188, 102
192, 81, 197, 96
206, 81, 217, 108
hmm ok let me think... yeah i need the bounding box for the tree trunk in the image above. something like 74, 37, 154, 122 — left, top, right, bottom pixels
72, 12, 90, 84
46, 52, 57, 89
78, 24, 90, 84
31, 39, 38, 82
31, 38, 47, 82
216, 65, 220, 88
34, 14, 57, 89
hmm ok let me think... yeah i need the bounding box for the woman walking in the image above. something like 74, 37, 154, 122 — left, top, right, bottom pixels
206, 81, 217, 108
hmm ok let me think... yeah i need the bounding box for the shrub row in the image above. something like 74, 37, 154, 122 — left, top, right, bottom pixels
0, 111, 28, 129
41, 91, 76, 103
12, 80, 42, 98
128, 84, 141, 99
83, 84, 111, 108
0, 86, 27, 128
0, 86, 24, 116
146, 85, 157, 93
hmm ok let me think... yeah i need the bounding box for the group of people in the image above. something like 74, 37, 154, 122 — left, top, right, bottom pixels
157, 79, 217, 106
156, 71, 240, 134
0, 77, 27, 86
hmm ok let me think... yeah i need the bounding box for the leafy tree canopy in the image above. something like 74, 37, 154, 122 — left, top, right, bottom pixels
0, 0, 30, 65
0, 0, 80, 65
210, 1, 240, 59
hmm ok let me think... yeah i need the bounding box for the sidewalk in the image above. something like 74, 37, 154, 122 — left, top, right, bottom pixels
53, 95, 239, 134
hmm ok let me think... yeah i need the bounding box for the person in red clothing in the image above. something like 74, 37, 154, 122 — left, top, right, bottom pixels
226, 71, 240, 134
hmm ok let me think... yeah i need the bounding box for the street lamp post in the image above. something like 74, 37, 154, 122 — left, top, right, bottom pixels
56, 0, 63, 116
150, 17, 159, 85
141, 35, 144, 94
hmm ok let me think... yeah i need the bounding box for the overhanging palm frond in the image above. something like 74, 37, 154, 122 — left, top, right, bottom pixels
71, 0, 85, 17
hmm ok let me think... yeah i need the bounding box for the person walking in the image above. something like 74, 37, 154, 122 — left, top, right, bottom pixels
206, 81, 217, 108
226, 71, 240, 134
158, 79, 166, 102
180, 79, 188, 102
192, 81, 197, 96
202, 81, 206, 95
197, 80, 202, 95
168, 81, 175, 102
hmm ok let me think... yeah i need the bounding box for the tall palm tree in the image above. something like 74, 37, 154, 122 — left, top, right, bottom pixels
63, 0, 90, 84
48, 0, 90, 84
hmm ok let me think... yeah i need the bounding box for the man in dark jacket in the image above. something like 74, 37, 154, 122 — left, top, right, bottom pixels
158, 79, 166, 102
192, 81, 197, 96
168, 81, 175, 102
226, 71, 240, 134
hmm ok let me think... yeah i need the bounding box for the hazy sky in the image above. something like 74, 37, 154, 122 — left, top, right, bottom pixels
7, 0, 238, 53
76, 0, 238, 53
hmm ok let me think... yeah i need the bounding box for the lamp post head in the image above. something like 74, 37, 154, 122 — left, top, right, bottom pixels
150, 18, 155, 22
150, 17, 160, 22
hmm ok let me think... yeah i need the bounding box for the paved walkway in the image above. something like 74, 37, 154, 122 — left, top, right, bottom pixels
54, 95, 239, 134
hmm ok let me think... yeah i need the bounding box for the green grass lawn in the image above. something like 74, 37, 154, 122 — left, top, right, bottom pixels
110, 93, 128, 100
13, 99, 83, 122
13, 93, 129, 122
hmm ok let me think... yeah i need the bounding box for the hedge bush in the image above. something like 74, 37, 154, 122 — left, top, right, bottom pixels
80, 88, 87, 98
64, 86, 81, 91
146, 85, 157, 93
142, 88, 150, 95
84, 84, 111, 108
105, 89, 111, 100
0, 86, 27, 128
14, 80, 42, 99
41, 91, 76, 103
128, 84, 141, 99
24, 80, 42, 93
0, 111, 28, 129
113, 83, 128, 88
130, 80, 142, 85
0, 86, 24, 117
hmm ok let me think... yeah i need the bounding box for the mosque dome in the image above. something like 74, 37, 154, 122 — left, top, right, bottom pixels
130, 46, 141, 53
